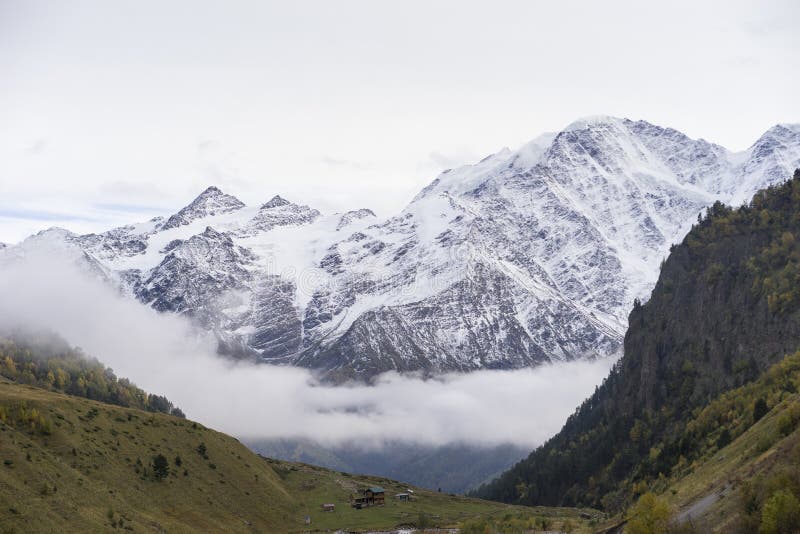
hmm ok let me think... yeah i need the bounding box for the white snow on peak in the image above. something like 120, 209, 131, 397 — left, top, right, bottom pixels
563, 114, 627, 132
162, 186, 246, 230
261, 195, 291, 209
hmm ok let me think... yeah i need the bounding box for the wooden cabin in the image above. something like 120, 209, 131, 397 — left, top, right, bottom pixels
351, 486, 386, 508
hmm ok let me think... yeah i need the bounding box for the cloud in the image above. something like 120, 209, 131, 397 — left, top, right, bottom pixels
96, 180, 172, 202
193, 141, 257, 193
0, 248, 615, 449
319, 155, 370, 171
24, 138, 47, 155
0, 207, 95, 222
92, 203, 167, 214
424, 149, 480, 173
196, 138, 221, 153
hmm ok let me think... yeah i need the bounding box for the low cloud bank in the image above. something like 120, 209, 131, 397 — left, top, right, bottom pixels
0, 252, 615, 448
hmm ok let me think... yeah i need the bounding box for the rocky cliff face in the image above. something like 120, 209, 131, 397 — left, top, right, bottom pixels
3, 117, 799, 380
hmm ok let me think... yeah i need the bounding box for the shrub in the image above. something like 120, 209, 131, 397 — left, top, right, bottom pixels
777, 404, 800, 437
416, 512, 431, 528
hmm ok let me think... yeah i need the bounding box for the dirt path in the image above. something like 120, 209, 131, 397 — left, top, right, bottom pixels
675, 484, 732, 524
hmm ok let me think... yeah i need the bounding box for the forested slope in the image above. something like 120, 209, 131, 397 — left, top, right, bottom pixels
478, 169, 800, 511
0, 333, 184, 417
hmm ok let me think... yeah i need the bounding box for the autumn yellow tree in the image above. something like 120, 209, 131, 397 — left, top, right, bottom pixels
626, 492, 670, 534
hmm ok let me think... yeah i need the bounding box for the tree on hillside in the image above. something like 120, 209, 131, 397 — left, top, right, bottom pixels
760, 490, 800, 534
754, 397, 769, 422
152, 454, 169, 480
626, 492, 670, 534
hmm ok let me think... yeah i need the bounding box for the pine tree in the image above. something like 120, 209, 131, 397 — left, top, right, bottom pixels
152, 454, 169, 480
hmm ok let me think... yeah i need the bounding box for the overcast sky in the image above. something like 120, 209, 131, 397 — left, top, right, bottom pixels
1, 0, 798, 243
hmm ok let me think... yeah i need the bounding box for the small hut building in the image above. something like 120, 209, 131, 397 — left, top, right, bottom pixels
351, 486, 386, 508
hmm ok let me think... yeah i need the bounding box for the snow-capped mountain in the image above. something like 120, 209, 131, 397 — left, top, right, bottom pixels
4, 117, 800, 380
162, 185, 245, 230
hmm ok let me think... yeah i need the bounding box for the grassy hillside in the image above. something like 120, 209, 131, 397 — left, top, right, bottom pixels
0, 376, 297, 532
0, 376, 599, 532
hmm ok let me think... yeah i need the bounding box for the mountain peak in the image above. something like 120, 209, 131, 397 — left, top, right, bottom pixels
243, 197, 321, 235
754, 123, 800, 143
200, 226, 228, 240
746, 126, 800, 161
188, 185, 240, 205
337, 208, 376, 230
563, 115, 629, 132
200, 185, 222, 195
34, 227, 76, 239
262, 195, 291, 209
161, 186, 245, 231
771, 122, 800, 132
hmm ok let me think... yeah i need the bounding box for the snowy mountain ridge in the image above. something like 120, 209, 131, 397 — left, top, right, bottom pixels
3, 116, 800, 380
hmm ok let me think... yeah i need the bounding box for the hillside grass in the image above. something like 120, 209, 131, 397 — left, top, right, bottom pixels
0, 377, 598, 532
0, 376, 299, 533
